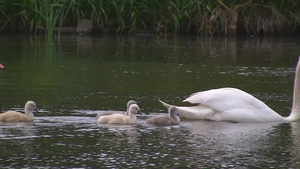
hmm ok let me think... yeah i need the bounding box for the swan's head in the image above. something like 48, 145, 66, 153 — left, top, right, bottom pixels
25, 101, 38, 113
128, 104, 141, 114
0, 63, 4, 70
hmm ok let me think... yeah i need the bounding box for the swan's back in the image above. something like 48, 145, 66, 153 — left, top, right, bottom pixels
185, 88, 265, 110
183, 88, 284, 122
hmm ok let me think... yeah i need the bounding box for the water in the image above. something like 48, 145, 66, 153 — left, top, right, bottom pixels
1, 35, 300, 168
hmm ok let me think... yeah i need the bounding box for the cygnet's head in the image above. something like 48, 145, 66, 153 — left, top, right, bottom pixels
128, 104, 141, 114
127, 100, 138, 108
169, 106, 179, 118
25, 101, 38, 113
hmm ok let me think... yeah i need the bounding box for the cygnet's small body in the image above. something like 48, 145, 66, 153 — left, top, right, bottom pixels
97, 104, 140, 124
146, 106, 180, 126
95, 100, 137, 118
0, 101, 37, 122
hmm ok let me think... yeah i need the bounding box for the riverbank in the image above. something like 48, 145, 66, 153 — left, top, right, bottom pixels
1, 0, 300, 36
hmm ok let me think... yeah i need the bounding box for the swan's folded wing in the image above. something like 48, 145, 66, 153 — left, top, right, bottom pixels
183, 87, 272, 113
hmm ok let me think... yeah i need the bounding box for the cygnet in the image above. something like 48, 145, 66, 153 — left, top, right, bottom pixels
0, 101, 37, 122
95, 100, 137, 119
146, 106, 180, 126
97, 104, 140, 124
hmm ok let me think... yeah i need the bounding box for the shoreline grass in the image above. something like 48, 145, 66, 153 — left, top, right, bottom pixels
0, 0, 299, 37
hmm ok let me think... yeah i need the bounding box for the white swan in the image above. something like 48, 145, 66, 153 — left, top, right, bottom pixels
0, 62, 4, 70
159, 57, 300, 123
146, 106, 180, 126
95, 100, 137, 119
97, 104, 140, 124
0, 101, 37, 122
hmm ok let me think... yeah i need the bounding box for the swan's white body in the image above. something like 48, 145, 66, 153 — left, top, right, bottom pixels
159, 57, 300, 123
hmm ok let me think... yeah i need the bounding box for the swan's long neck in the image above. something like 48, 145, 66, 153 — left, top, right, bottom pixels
287, 57, 300, 121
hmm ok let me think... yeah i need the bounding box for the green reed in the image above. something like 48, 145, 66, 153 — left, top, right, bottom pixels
34, 0, 80, 37
0, 0, 299, 36
0, 0, 9, 31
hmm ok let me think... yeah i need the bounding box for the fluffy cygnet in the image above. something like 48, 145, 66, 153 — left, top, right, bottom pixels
0, 101, 37, 122
95, 100, 137, 119
97, 104, 140, 124
146, 106, 180, 126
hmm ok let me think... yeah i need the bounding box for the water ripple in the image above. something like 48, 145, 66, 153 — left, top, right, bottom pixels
0, 116, 299, 168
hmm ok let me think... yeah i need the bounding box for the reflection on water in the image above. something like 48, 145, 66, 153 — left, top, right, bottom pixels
184, 121, 295, 168
1, 36, 300, 168
0, 116, 298, 168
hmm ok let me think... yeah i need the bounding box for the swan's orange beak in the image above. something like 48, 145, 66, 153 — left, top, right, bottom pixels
0, 63, 4, 70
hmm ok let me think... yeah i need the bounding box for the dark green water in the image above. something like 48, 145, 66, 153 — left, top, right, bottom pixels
0, 35, 300, 168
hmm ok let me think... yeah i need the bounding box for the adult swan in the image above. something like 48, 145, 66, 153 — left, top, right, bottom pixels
159, 57, 300, 123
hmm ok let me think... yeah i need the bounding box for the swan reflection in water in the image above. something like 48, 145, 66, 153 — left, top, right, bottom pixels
290, 122, 300, 167
180, 120, 298, 167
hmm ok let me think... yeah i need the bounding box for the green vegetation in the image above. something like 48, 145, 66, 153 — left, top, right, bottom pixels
0, 0, 300, 36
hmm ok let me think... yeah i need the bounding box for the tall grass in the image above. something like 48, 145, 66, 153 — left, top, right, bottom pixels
0, 0, 299, 36
235, 0, 300, 35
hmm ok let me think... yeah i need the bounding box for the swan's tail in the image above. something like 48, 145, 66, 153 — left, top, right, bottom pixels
158, 99, 173, 109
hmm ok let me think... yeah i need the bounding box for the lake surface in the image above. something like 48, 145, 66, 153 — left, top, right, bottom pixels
0, 35, 300, 168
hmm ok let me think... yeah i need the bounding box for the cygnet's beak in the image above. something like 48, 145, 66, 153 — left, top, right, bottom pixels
0, 63, 5, 70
